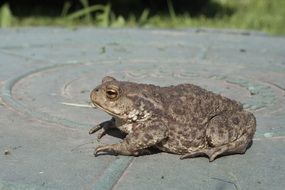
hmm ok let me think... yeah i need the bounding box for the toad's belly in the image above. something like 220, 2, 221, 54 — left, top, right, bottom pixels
116, 124, 133, 134
155, 136, 207, 154
154, 123, 207, 154
114, 118, 133, 134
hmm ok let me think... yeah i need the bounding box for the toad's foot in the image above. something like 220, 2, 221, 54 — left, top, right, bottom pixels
94, 144, 152, 157
89, 118, 116, 140
94, 145, 118, 156
180, 147, 226, 162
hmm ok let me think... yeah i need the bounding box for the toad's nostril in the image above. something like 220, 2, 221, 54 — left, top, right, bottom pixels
90, 90, 97, 99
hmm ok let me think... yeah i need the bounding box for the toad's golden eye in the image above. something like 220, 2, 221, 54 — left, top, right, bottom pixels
106, 88, 119, 100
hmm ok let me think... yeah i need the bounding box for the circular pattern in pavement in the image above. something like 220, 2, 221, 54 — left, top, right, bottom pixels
2, 59, 284, 139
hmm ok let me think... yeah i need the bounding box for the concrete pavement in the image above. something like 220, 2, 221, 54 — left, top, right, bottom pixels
0, 28, 285, 190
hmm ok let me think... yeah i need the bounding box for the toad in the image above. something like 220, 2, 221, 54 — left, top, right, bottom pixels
89, 76, 256, 161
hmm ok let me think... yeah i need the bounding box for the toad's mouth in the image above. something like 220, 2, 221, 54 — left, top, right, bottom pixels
91, 101, 124, 118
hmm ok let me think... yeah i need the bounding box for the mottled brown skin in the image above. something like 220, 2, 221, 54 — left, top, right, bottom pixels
89, 76, 256, 161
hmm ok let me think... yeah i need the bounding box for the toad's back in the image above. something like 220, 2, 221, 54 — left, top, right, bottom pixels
159, 84, 243, 124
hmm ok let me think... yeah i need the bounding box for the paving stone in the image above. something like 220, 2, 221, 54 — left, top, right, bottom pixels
0, 28, 284, 190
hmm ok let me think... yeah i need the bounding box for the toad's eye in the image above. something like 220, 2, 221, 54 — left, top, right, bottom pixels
106, 88, 119, 100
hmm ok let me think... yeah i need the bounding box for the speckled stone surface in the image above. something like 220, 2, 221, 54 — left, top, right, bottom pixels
0, 28, 284, 190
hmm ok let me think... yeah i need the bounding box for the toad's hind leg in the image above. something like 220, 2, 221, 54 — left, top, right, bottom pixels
181, 134, 251, 161
181, 111, 256, 161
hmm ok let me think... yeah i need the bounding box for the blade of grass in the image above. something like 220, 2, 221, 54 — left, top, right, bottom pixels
96, 3, 111, 27
80, 0, 92, 24
66, 4, 105, 20
0, 3, 13, 27
61, 1, 72, 17
167, 0, 177, 21
111, 15, 126, 27
139, 9, 150, 25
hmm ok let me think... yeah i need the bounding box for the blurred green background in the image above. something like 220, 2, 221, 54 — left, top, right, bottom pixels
1, 0, 285, 35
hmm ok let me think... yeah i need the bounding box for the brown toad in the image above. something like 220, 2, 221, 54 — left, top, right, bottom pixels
89, 76, 256, 161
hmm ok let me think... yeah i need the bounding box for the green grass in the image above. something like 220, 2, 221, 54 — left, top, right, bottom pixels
1, 0, 285, 35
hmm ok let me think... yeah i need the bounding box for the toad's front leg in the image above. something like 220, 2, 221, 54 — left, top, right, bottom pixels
94, 122, 168, 156
89, 118, 116, 140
